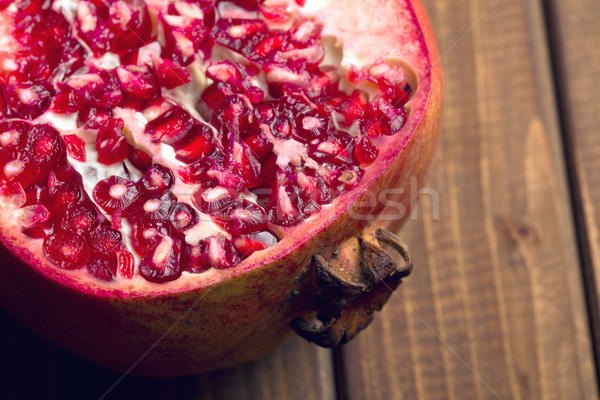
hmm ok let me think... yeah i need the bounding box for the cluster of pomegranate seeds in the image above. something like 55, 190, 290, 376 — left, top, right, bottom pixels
0, 0, 412, 283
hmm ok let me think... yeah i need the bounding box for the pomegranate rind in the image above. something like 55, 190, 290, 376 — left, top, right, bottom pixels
0, 0, 442, 376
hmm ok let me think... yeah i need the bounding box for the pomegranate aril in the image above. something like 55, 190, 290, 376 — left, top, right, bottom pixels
0, 181, 26, 208
90, 227, 123, 258
370, 97, 407, 134
204, 235, 241, 270
172, 125, 214, 163
116, 65, 160, 101
127, 191, 177, 222
243, 129, 273, 159
3, 81, 54, 119
96, 118, 129, 165
131, 220, 172, 255
24, 183, 48, 206
0, 149, 40, 187
267, 185, 303, 227
354, 136, 379, 164
213, 200, 266, 235
60, 202, 101, 235
49, 181, 85, 211
65, 71, 123, 107
145, 106, 195, 144
191, 186, 237, 215
213, 19, 268, 54
138, 164, 175, 194
43, 231, 90, 270
63, 135, 87, 162
93, 176, 139, 213
150, 55, 191, 89
127, 146, 153, 171
86, 259, 115, 281
231, 231, 278, 257
117, 250, 135, 279
78, 107, 114, 129
182, 242, 209, 273
169, 202, 199, 232
201, 82, 234, 113
23, 125, 64, 166
139, 236, 182, 283
229, 141, 262, 188
0, 121, 28, 149
108, 0, 153, 54
17, 204, 50, 229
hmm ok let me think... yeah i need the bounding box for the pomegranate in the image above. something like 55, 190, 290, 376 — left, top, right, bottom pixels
0, 0, 442, 376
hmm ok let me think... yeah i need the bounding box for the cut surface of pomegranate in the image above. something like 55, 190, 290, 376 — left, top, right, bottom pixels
0, 0, 442, 376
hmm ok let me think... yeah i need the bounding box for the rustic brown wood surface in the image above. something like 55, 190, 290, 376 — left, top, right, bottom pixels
1, 0, 599, 399
546, 0, 600, 370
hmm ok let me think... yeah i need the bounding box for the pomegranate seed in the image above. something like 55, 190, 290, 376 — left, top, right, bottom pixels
191, 186, 236, 215
150, 55, 191, 89
0, 120, 28, 149
63, 135, 87, 162
182, 242, 209, 273
23, 125, 64, 166
108, 0, 153, 54
229, 141, 261, 188
259, 2, 290, 24
66, 70, 123, 107
43, 231, 90, 270
93, 176, 139, 213
49, 181, 85, 211
231, 231, 278, 258
96, 118, 129, 165
17, 204, 50, 229
127, 191, 177, 222
86, 259, 115, 281
78, 106, 114, 129
354, 136, 379, 164
172, 125, 214, 163
89, 227, 123, 257
267, 184, 303, 226
145, 106, 195, 144
3, 81, 54, 119
169, 202, 199, 232
204, 235, 241, 269
138, 164, 175, 193
206, 61, 242, 83
0, 181, 27, 208
116, 65, 160, 101
213, 199, 266, 235
139, 236, 182, 283
0, 149, 40, 187
127, 146, 153, 171
117, 250, 135, 279
131, 220, 172, 255
24, 183, 48, 206
60, 202, 101, 235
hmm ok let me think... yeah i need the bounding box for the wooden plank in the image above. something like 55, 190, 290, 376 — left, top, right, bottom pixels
339, 0, 599, 399
0, 310, 335, 399
545, 0, 600, 369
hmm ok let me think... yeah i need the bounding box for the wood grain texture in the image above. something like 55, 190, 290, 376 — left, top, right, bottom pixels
0, 310, 335, 400
546, 0, 600, 365
339, 0, 599, 399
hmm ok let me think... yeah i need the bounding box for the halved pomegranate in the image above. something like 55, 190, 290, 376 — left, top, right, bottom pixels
0, 0, 442, 376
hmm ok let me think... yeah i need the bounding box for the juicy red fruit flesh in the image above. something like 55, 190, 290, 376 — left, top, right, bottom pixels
0, 0, 414, 284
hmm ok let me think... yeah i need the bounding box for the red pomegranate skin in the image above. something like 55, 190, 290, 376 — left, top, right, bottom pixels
0, 0, 442, 376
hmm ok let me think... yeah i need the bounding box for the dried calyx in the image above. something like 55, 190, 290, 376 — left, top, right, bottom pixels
0, 0, 413, 284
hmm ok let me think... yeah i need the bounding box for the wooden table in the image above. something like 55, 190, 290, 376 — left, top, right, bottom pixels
2, 0, 600, 398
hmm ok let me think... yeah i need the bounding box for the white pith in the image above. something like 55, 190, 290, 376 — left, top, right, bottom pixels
0, 0, 425, 291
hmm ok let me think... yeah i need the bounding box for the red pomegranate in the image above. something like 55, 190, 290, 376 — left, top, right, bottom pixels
0, 0, 441, 376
